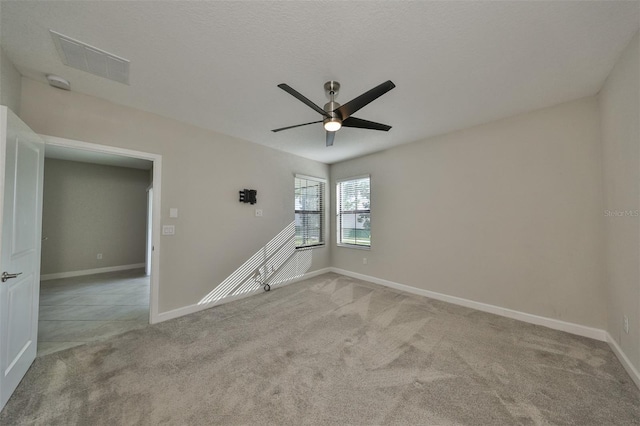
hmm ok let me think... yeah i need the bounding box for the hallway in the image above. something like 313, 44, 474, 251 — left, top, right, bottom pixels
38, 269, 149, 356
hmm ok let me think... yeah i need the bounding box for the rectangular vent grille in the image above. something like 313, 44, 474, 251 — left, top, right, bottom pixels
50, 30, 130, 85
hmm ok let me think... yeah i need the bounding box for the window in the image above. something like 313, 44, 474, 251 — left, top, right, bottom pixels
337, 175, 371, 248
295, 175, 326, 248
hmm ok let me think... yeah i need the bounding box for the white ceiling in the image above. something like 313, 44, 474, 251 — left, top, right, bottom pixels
1, 1, 638, 164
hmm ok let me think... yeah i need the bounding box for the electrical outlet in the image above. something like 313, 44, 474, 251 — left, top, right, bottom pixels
255, 209, 263, 217
97, 253, 103, 260
363, 257, 368, 265
624, 315, 629, 334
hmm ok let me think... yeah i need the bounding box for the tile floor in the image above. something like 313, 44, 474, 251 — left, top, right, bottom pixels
38, 268, 150, 356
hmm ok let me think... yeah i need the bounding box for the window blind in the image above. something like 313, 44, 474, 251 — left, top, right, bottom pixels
294, 175, 325, 248
337, 176, 371, 247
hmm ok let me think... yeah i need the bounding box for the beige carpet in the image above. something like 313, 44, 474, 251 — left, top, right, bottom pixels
1, 273, 639, 425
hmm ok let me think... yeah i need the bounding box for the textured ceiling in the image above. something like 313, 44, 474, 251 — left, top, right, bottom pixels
1, 1, 638, 164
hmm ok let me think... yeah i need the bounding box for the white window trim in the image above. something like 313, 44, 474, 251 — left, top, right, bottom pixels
336, 174, 370, 184
336, 174, 371, 250
295, 173, 327, 249
297, 174, 327, 184
336, 242, 371, 251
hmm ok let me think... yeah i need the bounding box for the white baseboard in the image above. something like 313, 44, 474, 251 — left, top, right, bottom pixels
154, 267, 332, 323
330, 268, 607, 342
40, 263, 146, 281
607, 333, 640, 390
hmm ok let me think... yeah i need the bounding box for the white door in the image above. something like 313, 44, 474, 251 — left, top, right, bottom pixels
0, 107, 44, 411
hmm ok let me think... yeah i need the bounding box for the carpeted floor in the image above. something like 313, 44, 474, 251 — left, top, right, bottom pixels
1, 273, 639, 425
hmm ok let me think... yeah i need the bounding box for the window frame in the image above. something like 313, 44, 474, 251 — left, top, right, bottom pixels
336, 174, 371, 250
294, 174, 327, 249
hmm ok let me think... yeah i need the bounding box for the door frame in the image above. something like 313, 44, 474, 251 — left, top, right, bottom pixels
145, 185, 153, 276
41, 135, 163, 324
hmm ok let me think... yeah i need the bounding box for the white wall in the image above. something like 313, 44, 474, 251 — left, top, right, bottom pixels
331, 97, 606, 329
41, 158, 149, 275
599, 32, 639, 372
0, 46, 21, 114
19, 78, 330, 313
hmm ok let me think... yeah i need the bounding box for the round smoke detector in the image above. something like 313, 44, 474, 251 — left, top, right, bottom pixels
46, 74, 70, 91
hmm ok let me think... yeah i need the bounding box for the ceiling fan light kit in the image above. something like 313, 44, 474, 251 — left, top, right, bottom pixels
273, 80, 395, 147
323, 118, 341, 132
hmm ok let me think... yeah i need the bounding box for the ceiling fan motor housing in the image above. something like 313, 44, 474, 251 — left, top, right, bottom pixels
324, 100, 341, 117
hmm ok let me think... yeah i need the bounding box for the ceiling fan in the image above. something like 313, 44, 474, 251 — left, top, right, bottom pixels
272, 80, 396, 147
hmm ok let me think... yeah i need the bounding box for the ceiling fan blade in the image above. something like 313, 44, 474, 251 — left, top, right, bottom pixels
335, 80, 395, 120
342, 117, 392, 131
272, 120, 323, 132
326, 131, 335, 147
278, 84, 330, 118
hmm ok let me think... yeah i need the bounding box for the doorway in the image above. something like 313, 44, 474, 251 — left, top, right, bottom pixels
38, 150, 155, 355
39, 135, 162, 332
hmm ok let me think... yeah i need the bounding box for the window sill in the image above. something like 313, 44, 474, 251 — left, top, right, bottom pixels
336, 243, 371, 251
295, 244, 325, 251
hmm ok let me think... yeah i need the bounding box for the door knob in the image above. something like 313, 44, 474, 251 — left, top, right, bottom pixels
1, 272, 22, 282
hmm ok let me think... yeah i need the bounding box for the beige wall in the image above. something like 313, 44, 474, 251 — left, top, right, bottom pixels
599, 32, 639, 371
41, 158, 149, 275
20, 78, 330, 313
331, 97, 606, 329
18, 44, 635, 346
0, 46, 21, 114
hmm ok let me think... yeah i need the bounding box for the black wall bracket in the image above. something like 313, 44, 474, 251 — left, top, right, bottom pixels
239, 189, 257, 205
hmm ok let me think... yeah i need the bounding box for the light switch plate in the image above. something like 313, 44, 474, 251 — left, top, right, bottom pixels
162, 225, 175, 235
169, 208, 178, 218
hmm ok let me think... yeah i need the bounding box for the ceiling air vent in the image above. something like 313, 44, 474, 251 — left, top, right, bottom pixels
50, 30, 130, 85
